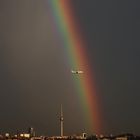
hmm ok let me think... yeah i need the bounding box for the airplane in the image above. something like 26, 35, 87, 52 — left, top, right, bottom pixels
71, 70, 83, 74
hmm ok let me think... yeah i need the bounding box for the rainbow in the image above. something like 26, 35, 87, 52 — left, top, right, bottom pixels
47, 0, 102, 134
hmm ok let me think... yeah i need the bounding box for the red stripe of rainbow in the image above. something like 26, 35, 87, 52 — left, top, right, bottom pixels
47, 0, 102, 134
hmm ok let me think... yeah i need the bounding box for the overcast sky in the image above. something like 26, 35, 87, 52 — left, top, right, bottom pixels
0, 0, 140, 136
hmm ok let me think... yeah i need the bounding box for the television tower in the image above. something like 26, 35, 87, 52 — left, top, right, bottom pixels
60, 104, 64, 137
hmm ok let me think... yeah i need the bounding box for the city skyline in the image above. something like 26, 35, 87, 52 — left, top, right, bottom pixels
0, 0, 140, 136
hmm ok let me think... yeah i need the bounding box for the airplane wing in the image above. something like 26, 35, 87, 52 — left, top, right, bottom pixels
71, 70, 83, 74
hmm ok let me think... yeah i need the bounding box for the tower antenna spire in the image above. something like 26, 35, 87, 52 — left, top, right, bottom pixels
60, 104, 64, 137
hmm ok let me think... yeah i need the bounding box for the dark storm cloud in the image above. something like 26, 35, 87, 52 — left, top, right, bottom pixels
0, 0, 140, 136
0, 0, 85, 135
71, 0, 140, 135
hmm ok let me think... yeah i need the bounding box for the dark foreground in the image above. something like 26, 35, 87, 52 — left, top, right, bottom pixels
0, 133, 140, 140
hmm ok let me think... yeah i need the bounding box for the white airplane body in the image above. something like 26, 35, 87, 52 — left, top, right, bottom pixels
71, 70, 83, 74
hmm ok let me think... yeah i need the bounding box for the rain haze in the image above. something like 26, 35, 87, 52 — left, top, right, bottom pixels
0, 0, 140, 136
